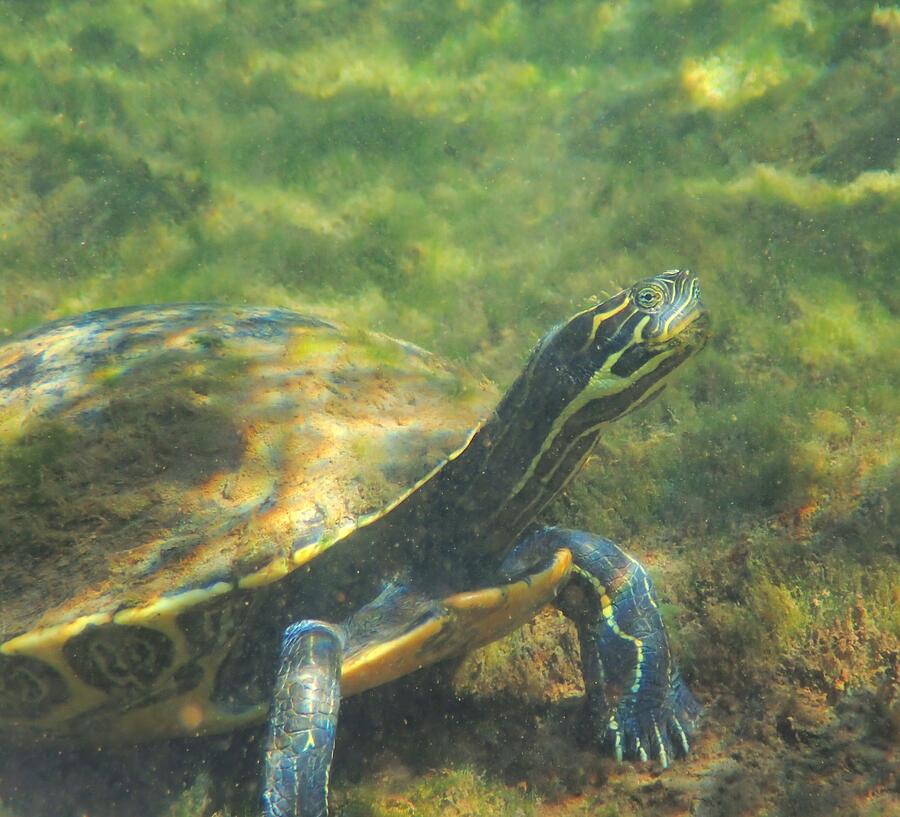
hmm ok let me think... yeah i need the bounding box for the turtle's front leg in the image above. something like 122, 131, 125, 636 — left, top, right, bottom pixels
502, 527, 701, 768
263, 620, 345, 817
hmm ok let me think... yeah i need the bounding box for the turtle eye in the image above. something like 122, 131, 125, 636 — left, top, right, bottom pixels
635, 284, 664, 311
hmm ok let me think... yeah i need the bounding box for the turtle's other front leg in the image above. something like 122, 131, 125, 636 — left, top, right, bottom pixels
501, 527, 701, 768
263, 620, 345, 817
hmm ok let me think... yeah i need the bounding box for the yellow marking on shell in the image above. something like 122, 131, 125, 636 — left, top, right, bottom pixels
375, 421, 484, 509
341, 613, 446, 696
446, 548, 572, 613
1, 612, 111, 657
0, 613, 113, 729
0, 637, 264, 741
112, 582, 234, 666
289, 537, 332, 568
1, 306, 504, 739
238, 557, 292, 590
232, 337, 489, 587
4, 309, 498, 636
445, 548, 572, 651
113, 583, 233, 626
229, 419, 483, 588
0, 583, 247, 734
1, 679, 104, 732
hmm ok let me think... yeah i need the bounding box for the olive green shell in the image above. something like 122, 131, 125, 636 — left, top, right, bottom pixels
0, 305, 497, 728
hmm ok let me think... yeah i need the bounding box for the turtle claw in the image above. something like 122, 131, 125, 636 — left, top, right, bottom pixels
605, 673, 701, 768
500, 527, 703, 768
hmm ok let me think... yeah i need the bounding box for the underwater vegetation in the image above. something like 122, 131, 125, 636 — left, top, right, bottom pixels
0, 0, 897, 816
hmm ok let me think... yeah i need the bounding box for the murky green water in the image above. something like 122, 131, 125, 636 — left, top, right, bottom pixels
0, 2, 897, 816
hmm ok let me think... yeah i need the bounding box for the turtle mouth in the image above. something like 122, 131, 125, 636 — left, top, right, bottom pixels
647, 305, 710, 349
638, 271, 708, 347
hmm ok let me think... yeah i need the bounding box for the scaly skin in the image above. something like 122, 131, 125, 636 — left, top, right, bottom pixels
502, 527, 702, 769
263, 622, 344, 817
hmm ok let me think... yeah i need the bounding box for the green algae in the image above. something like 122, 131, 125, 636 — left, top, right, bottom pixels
337, 768, 540, 817
0, 361, 248, 634
0, 1, 898, 816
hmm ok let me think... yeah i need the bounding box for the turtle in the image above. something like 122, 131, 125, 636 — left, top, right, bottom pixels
0, 269, 708, 817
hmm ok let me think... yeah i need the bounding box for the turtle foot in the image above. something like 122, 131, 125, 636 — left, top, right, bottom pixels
605, 671, 701, 768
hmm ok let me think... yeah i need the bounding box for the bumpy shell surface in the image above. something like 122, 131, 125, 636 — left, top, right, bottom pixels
0, 305, 497, 642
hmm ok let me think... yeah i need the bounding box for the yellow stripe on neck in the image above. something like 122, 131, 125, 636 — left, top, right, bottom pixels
503, 315, 653, 508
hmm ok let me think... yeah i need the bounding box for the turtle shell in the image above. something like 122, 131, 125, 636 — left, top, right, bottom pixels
0, 304, 497, 731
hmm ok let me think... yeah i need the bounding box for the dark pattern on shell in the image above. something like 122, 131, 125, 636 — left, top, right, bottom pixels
171, 661, 206, 695
61, 659, 210, 733
63, 624, 174, 695
208, 595, 282, 713
0, 654, 70, 719
176, 591, 252, 657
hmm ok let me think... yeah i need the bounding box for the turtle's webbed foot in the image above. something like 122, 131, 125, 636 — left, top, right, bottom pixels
524, 527, 701, 765
605, 670, 701, 768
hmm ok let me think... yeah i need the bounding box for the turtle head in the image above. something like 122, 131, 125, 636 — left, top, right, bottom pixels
568, 268, 709, 400
541, 270, 708, 414
420, 269, 709, 557
515, 269, 709, 434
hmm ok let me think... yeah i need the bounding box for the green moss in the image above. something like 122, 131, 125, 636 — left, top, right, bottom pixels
337, 768, 538, 817
452, 609, 583, 704
0, 352, 248, 632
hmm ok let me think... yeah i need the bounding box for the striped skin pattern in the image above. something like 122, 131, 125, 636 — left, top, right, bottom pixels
396, 270, 708, 572
569, 538, 700, 768
493, 272, 705, 529
501, 528, 701, 770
